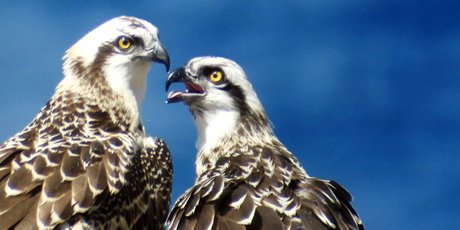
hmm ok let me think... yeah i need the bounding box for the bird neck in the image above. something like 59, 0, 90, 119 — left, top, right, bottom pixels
195, 110, 275, 175
58, 62, 145, 132
102, 61, 149, 131
103, 61, 150, 116
194, 109, 239, 154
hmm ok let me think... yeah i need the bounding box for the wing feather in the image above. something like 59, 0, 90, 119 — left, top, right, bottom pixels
0, 96, 143, 228
168, 147, 364, 230
51, 192, 73, 222
61, 152, 85, 180
81, 137, 173, 230
86, 161, 108, 195
195, 204, 214, 230
7, 166, 38, 196
71, 174, 94, 211
0, 192, 39, 229
42, 171, 71, 200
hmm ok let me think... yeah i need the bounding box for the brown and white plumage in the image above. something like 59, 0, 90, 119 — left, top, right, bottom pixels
0, 16, 172, 229
166, 57, 364, 229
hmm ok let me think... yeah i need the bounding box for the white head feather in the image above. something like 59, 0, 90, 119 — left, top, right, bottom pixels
56, 16, 168, 129
182, 57, 267, 152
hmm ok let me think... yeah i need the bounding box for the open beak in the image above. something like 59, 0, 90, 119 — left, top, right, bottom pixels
150, 42, 170, 72
166, 67, 206, 103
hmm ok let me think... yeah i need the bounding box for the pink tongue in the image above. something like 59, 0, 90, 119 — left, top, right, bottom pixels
167, 91, 182, 100
166, 91, 184, 103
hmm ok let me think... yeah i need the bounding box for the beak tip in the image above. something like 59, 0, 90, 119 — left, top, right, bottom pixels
165, 72, 175, 91
165, 67, 186, 92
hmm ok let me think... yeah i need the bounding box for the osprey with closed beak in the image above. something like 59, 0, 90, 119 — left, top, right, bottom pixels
0, 16, 172, 229
166, 57, 364, 229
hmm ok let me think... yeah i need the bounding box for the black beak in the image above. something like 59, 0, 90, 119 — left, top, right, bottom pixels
151, 43, 170, 72
166, 67, 186, 91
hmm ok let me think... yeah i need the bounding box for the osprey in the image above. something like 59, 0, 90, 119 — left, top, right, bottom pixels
0, 16, 172, 229
166, 57, 364, 229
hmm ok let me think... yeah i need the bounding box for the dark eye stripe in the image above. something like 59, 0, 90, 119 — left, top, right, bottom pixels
132, 36, 144, 48
222, 83, 250, 116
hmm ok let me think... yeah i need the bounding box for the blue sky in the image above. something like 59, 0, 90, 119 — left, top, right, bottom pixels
1, 1, 459, 229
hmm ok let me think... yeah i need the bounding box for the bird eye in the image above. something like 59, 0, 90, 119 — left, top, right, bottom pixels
208, 71, 224, 83
115, 36, 133, 50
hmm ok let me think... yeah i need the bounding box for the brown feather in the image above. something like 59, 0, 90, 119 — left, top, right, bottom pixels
221, 186, 255, 225
71, 174, 94, 210
0, 189, 27, 213
86, 161, 108, 194
45, 148, 65, 165
61, 153, 85, 179
43, 171, 71, 199
216, 216, 246, 230
0, 193, 38, 229
195, 204, 215, 230
38, 201, 54, 226
207, 175, 224, 201
185, 192, 201, 217
32, 155, 54, 178
0, 168, 9, 181
249, 206, 283, 230
7, 166, 37, 194
52, 191, 73, 221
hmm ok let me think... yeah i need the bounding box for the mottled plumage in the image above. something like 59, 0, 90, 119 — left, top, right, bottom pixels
166, 57, 363, 229
0, 16, 171, 229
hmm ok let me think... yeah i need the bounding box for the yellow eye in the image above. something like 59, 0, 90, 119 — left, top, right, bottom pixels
209, 71, 223, 83
116, 36, 132, 50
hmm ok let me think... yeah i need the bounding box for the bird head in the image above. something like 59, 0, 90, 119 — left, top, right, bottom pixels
166, 57, 270, 152
64, 16, 169, 72
166, 57, 263, 115
61, 16, 169, 109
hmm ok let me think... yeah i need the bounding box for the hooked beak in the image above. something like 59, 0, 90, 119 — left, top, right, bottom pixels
150, 42, 170, 72
166, 67, 186, 91
165, 67, 206, 103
